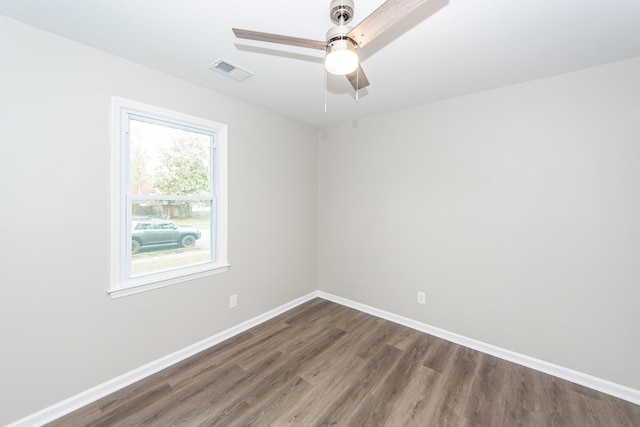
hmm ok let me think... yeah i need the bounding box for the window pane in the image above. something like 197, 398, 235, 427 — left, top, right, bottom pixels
129, 119, 212, 197
111, 97, 228, 296
130, 201, 212, 277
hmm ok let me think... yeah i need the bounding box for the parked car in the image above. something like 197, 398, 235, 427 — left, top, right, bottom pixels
131, 218, 201, 254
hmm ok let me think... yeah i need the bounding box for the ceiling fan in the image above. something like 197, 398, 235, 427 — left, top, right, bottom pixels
232, 0, 429, 91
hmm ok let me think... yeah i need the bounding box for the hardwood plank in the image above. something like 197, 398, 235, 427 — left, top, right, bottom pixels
311, 343, 403, 425
46, 299, 640, 427
221, 376, 312, 427
46, 401, 103, 427
348, 333, 433, 425
422, 333, 457, 372
115, 360, 248, 426
193, 325, 347, 426
353, 319, 401, 359
463, 353, 510, 424
425, 345, 481, 425
382, 358, 440, 426
298, 312, 379, 385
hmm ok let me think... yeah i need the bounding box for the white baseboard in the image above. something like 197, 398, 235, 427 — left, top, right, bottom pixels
11, 290, 639, 425
8, 292, 319, 427
318, 291, 640, 406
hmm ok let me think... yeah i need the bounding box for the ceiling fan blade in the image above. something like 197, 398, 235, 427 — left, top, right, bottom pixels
233, 28, 327, 50
348, 0, 430, 48
345, 64, 370, 91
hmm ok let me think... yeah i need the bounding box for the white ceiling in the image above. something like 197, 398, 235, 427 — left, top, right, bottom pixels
1, 0, 640, 128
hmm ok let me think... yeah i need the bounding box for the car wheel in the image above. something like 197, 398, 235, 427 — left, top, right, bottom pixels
181, 235, 196, 248
132, 239, 141, 254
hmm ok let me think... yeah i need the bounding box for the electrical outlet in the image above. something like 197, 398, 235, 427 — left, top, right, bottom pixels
417, 292, 426, 305
229, 294, 237, 308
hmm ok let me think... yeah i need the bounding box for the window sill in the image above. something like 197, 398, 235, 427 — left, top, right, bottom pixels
109, 264, 230, 299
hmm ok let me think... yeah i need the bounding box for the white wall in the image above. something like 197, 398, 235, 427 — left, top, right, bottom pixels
318, 57, 640, 391
0, 16, 318, 424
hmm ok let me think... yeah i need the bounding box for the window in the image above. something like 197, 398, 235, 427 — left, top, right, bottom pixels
110, 97, 228, 297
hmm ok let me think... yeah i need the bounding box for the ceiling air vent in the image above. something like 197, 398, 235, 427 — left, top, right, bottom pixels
209, 59, 254, 82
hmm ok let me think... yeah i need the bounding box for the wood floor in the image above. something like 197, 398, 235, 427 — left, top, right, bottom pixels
48, 298, 640, 426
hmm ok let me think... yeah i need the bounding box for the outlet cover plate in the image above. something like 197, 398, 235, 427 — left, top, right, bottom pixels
417, 292, 426, 305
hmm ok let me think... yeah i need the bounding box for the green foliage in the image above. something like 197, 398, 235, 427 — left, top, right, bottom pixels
130, 143, 152, 195
155, 132, 211, 216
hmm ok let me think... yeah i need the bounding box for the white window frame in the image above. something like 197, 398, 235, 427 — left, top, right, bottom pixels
109, 97, 228, 298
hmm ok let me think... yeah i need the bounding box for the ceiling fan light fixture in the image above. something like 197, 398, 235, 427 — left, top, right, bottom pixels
325, 38, 358, 75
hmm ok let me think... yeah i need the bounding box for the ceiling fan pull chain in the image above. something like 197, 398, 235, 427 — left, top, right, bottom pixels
356, 45, 360, 102
324, 68, 328, 113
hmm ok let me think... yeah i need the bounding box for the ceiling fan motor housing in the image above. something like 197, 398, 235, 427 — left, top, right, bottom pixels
330, 0, 354, 25
326, 24, 354, 43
